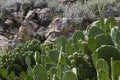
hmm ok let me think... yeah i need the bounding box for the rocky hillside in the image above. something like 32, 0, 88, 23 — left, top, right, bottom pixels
0, 0, 120, 52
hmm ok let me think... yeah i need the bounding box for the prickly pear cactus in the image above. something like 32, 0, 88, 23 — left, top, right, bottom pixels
56, 36, 67, 52
65, 39, 75, 55
111, 60, 120, 80
96, 59, 109, 80
105, 18, 117, 34
72, 30, 85, 44
48, 50, 59, 64
92, 45, 120, 67
87, 26, 104, 38
62, 71, 77, 80
96, 59, 109, 72
24, 75, 34, 80
87, 37, 96, 52
50, 67, 57, 80
97, 69, 109, 80
95, 34, 114, 49
25, 56, 31, 66
111, 27, 120, 50
27, 66, 34, 76
34, 64, 48, 80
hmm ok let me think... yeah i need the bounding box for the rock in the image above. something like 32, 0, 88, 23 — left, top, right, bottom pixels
3, 19, 14, 33
25, 10, 36, 20
59, 0, 77, 4
13, 20, 38, 43
3, 17, 21, 36
0, 35, 9, 52
4, 19, 13, 26
104, 3, 119, 18
46, 17, 75, 42
8, 35, 20, 49
24, 20, 39, 31
25, 10, 39, 23
80, 18, 95, 30
21, 3, 34, 17
37, 8, 53, 26
16, 26, 32, 43
2, 2, 21, 13
34, 0, 48, 9
36, 27, 46, 42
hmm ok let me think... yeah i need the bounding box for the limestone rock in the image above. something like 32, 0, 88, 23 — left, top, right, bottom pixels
34, 0, 48, 9
37, 8, 53, 26
21, 3, 34, 17
0, 35, 9, 52
15, 26, 31, 43
46, 17, 75, 42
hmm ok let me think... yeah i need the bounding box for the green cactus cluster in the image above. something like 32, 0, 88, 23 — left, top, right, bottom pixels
0, 18, 120, 80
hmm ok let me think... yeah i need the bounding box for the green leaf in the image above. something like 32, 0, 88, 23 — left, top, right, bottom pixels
96, 59, 109, 72
97, 69, 109, 80
48, 49, 59, 64
25, 75, 34, 80
96, 18, 105, 32
87, 26, 104, 38
56, 36, 67, 52
63, 71, 77, 80
57, 47, 63, 80
105, 18, 117, 34
0, 68, 8, 78
7, 71, 15, 80
65, 39, 74, 55
72, 30, 85, 44
96, 59, 109, 79
34, 64, 48, 80
95, 34, 114, 48
27, 66, 34, 76
25, 56, 31, 66
92, 45, 120, 67
50, 67, 57, 80
87, 37, 96, 52
112, 60, 120, 80
20, 71, 27, 79
111, 27, 120, 50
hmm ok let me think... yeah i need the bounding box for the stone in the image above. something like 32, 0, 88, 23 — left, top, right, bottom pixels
25, 10, 36, 20
37, 8, 53, 26
16, 26, 32, 43
34, 0, 48, 9
0, 35, 9, 52
46, 17, 75, 42
21, 2, 34, 17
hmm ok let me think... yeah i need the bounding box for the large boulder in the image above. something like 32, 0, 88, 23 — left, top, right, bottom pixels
25, 10, 36, 20
1, 2, 21, 13
37, 8, 53, 26
12, 20, 37, 43
45, 17, 75, 42
15, 26, 32, 43
21, 2, 34, 17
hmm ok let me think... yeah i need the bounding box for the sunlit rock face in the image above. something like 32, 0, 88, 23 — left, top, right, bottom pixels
45, 17, 75, 42
0, 35, 9, 52
37, 8, 53, 26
